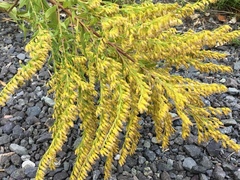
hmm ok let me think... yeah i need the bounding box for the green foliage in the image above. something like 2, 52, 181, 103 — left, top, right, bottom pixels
0, 0, 240, 180
213, 0, 240, 10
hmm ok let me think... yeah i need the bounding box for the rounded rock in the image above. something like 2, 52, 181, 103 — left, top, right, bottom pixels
10, 144, 28, 155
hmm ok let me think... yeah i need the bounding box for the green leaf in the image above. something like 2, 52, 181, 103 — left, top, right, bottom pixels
45, 6, 58, 29
0, 2, 12, 12
45, 6, 57, 19
8, 7, 18, 21
19, 0, 28, 9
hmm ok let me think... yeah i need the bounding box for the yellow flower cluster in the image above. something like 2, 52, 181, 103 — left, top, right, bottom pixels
0, 29, 51, 106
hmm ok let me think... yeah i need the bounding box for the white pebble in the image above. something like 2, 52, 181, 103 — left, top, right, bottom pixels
22, 160, 35, 169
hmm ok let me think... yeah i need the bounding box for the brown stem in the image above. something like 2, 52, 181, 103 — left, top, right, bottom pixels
7, 0, 19, 13
48, 0, 135, 63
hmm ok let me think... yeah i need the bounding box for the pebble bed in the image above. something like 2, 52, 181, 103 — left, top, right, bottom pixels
0, 6, 240, 180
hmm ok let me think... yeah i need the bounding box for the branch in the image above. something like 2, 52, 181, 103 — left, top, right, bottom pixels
7, 0, 19, 13
48, 0, 135, 63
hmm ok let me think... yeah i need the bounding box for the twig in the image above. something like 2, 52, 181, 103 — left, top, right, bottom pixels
0, 152, 15, 161
7, 0, 19, 13
208, 9, 238, 15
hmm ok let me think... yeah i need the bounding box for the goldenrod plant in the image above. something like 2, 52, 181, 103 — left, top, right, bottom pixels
0, 0, 240, 179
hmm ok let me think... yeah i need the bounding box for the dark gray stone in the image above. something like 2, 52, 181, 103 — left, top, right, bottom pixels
183, 145, 201, 158
222, 162, 235, 171
10, 154, 22, 166
26, 116, 39, 125
199, 173, 209, 180
182, 157, 197, 171
138, 156, 146, 164
5, 165, 17, 175
191, 165, 207, 173
10, 168, 26, 179
0, 172, 8, 179
53, 171, 69, 180
12, 124, 24, 138
126, 156, 138, 167
234, 61, 240, 70
220, 126, 232, 134
26, 106, 41, 117
228, 87, 239, 95
221, 119, 237, 126
36, 132, 52, 143
160, 171, 171, 180
2, 122, 15, 134
24, 166, 37, 178
0, 134, 11, 145
16, 53, 26, 60
157, 162, 173, 171
212, 165, 226, 180
233, 171, 240, 180
9, 116, 23, 122
144, 150, 156, 162
206, 141, 221, 157
9, 144, 28, 155
225, 78, 238, 88
200, 156, 213, 169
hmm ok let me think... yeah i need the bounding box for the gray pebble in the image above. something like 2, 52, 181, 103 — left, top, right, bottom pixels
10, 154, 22, 166
228, 87, 239, 95
200, 156, 213, 169
233, 171, 240, 180
212, 165, 226, 180
16, 53, 26, 60
0, 134, 11, 145
26, 106, 41, 117
219, 78, 226, 83
26, 116, 39, 125
63, 161, 70, 171
144, 150, 156, 162
233, 61, 240, 70
10, 168, 26, 179
53, 171, 69, 180
126, 156, 138, 167
182, 157, 197, 171
143, 166, 152, 176
138, 156, 146, 164
183, 145, 201, 158
192, 165, 207, 173
206, 141, 221, 157
157, 161, 173, 171
220, 126, 232, 134
21, 155, 31, 161
12, 124, 24, 138
42, 96, 55, 106
221, 119, 237, 125
225, 78, 238, 88
199, 173, 209, 180
5, 165, 17, 175
24, 166, 37, 178
160, 171, 171, 180
10, 144, 28, 155
151, 137, 158, 144
222, 162, 235, 171
93, 170, 100, 180
36, 132, 52, 143
143, 140, 151, 148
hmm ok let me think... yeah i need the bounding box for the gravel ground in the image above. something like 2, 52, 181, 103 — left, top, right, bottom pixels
0, 4, 240, 180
